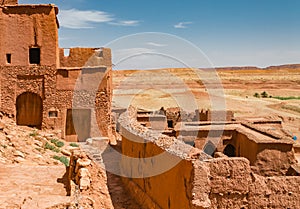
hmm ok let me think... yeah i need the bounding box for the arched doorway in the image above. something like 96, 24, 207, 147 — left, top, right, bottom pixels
223, 144, 236, 157
16, 92, 43, 129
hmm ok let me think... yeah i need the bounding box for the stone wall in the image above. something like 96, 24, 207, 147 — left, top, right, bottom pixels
69, 149, 92, 192
0, 63, 112, 140
0, 65, 57, 127
1, 0, 18, 5
118, 109, 300, 209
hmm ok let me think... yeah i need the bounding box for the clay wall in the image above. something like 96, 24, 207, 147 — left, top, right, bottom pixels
54, 66, 112, 140
119, 108, 208, 209
0, 64, 112, 140
0, 2, 112, 141
137, 114, 167, 130
0, 65, 57, 127
1, 0, 18, 5
59, 48, 112, 68
195, 158, 300, 209
58, 48, 112, 139
194, 110, 234, 122
121, 134, 195, 209
254, 142, 296, 176
0, 5, 59, 66
119, 109, 300, 209
176, 123, 296, 176
234, 131, 258, 164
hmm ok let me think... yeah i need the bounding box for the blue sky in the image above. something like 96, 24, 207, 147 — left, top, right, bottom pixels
20, 0, 300, 68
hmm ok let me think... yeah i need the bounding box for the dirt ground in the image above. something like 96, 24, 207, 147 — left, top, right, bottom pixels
112, 65, 300, 144
0, 116, 140, 209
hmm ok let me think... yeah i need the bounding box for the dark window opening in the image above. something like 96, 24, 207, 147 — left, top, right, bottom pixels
29, 48, 40, 64
48, 111, 58, 118
167, 120, 173, 128
224, 144, 236, 157
6, 54, 11, 64
58, 69, 68, 78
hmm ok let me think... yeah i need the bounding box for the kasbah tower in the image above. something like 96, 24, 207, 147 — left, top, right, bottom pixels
0, 0, 113, 142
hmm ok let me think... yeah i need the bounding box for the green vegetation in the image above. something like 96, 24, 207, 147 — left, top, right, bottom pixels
253, 91, 299, 100
273, 96, 300, 100
50, 139, 64, 148
69, 142, 79, 147
35, 147, 42, 152
53, 155, 69, 167
253, 92, 260, 98
29, 129, 38, 137
261, 91, 268, 98
45, 142, 60, 153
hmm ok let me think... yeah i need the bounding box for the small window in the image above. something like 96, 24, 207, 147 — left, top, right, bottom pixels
48, 111, 58, 118
58, 69, 68, 78
6, 54, 11, 64
29, 48, 40, 64
64, 48, 70, 57
167, 120, 174, 128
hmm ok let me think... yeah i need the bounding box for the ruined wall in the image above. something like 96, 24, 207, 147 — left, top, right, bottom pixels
119, 109, 209, 209
207, 110, 234, 121
177, 123, 296, 176
59, 48, 112, 68
58, 48, 112, 139
0, 3, 112, 142
119, 109, 300, 209
0, 64, 112, 140
0, 5, 59, 66
56, 66, 112, 140
234, 128, 296, 176
195, 158, 300, 209
1, 0, 18, 5
254, 143, 296, 176
194, 110, 234, 122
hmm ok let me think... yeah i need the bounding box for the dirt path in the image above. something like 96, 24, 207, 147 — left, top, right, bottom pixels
0, 165, 70, 209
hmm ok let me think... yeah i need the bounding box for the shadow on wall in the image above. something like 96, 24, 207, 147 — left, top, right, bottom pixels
223, 144, 236, 157
56, 166, 71, 196
101, 141, 141, 209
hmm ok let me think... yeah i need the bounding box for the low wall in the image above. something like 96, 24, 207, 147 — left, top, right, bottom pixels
118, 108, 300, 209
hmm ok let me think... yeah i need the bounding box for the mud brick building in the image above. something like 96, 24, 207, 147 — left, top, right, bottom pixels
0, 0, 112, 141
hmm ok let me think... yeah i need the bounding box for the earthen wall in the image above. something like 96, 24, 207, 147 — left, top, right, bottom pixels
118, 110, 300, 209
0, 5, 59, 66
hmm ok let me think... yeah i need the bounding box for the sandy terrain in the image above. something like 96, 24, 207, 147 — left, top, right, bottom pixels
112, 64, 300, 144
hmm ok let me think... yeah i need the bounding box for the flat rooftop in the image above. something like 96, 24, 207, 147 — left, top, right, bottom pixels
175, 121, 294, 145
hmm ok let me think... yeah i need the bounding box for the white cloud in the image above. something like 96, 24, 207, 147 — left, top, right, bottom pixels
174, 22, 192, 29
109, 20, 140, 26
146, 42, 167, 47
58, 9, 140, 29
58, 9, 114, 29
